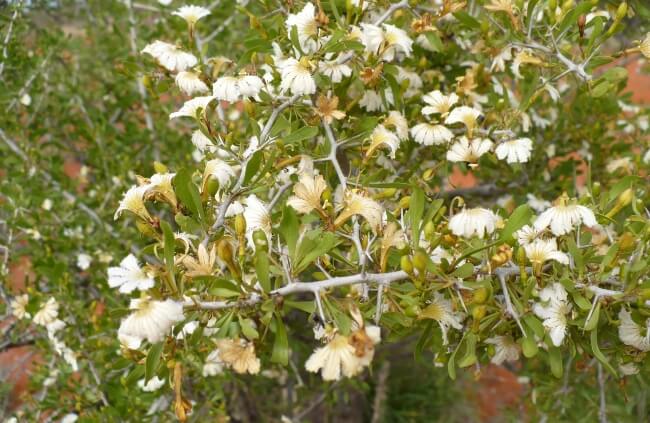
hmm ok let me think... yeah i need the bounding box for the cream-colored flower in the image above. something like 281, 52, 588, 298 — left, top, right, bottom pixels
366, 124, 401, 159
115, 185, 151, 221
182, 243, 217, 278
526, 193, 551, 213
172, 5, 210, 26
359, 90, 387, 112
202, 349, 224, 376
213, 75, 264, 102
175, 71, 209, 96
448, 207, 499, 238
485, 335, 520, 365
495, 138, 533, 163
515, 224, 541, 245
146, 172, 177, 207
305, 334, 361, 381
360, 23, 413, 61
606, 157, 633, 173
319, 59, 352, 83
524, 238, 568, 266
33, 298, 59, 326
279, 58, 316, 96
410, 123, 454, 146
445, 106, 482, 135
11, 294, 30, 319
243, 194, 272, 245
533, 283, 571, 347
216, 338, 261, 374
335, 190, 384, 234
138, 376, 166, 392
108, 254, 155, 293
315, 94, 346, 124
118, 297, 184, 349
169, 95, 215, 120
203, 158, 236, 189
141, 40, 197, 72
396, 67, 423, 98
285, 2, 319, 53
533, 194, 597, 236
446, 136, 493, 164
511, 49, 542, 79
618, 309, 650, 352
287, 173, 328, 214
384, 111, 409, 140
380, 222, 406, 271
419, 292, 464, 345
421, 90, 458, 118
191, 130, 217, 153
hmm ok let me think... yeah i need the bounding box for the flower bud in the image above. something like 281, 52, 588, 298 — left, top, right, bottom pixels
235, 214, 247, 237
154, 161, 168, 174
433, 206, 447, 223
136, 220, 157, 238
472, 287, 488, 304
413, 250, 428, 274
591, 181, 601, 197
423, 168, 436, 181
399, 196, 411, 210
216, 239, 233, 263
253, 230, 268, 251
472, 305, 487, 320
606, 188, 633, 218
400, 255, 414, 274
204, 177, 220, 197
615, 2, 628, 21
516, 246, 527, 266
424, 221, 436, 238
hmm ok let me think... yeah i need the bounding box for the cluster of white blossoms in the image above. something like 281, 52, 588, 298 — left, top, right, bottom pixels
112, 0, 649, 394
10, 295, 78, 371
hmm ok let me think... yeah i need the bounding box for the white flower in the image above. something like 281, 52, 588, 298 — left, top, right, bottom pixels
533, 196, 597, 236
191, 130, 217, 153
445, 106, 482, 134
419, 292, 464, 345
319, 59, 352, 83
202, 349, 225, 376
20, 93, 32, 106
287, 173, 327, 214
60, 414, 79, 423
11, 294, 30, 319
108, 254, 155, 293
396, 67, 423, 98
141, 40, 197, 72
421, 90, 458, 117
606, 157, 633, 173
216, 338, 261, 374
172, 5, 210, 26
485, 336, 520, 365
448, 207, 499, 238
76, 253, 92, 270
359, 90, 385, 112
176, 321, 199, 340
203, 158, 236, 188
523, 238, 569, 266
212, 76, 239, 102
618, 309, 650, 352
243, 194, 272, 246
410, 123, 454, 146
526, 193, 551, 213
115, 185, 151, 221
118, 297, 184, 348
305, 334, 361, 381
533, 283, 571, 347
446, 136, 493, 163
384, 111, 409, 140
619, 362, 639, 376
33, 298, 59, 326
286, 2, 319, 53
138, 376, 166, 392
495, 138, 533, 163
279, 58, 315, 95
360, 23, 413, 61
335, 190, 384, 234
237, 75, 264, 99
515, 225, 541, 245
41, 198, 53, 210
169, 95, 215, 119
366, 124, 401, 159
490, 46, 513, 72
175, 71, 209, 96
639, 32, 650, 59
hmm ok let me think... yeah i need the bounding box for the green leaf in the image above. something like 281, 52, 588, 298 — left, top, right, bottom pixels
424, 31, 443, 52
294, 229, 339, 273
173, 169, 205, 221
548, 347, 563, 378
409, 187, 425, 248
558, 1, 594, 34
499, 204, 533, 242
240, 318, 259, 340
283, 126, 319, 144
271, 314, 289, 366
521, 336, 538, 358
255, 251, 271, 292
566, 237, 584, 276
161, 221, 175, 273
591, 328, 617, 377
457, 333, 477, 368
145, 342, 164, 384
279, 205, 300, 259
243, 150, 263, 185
451, 262, 474, 279
584, 301, 600, 331
284, 300, 316, 314
452, 11, 480, 28
591, 81, 612, 98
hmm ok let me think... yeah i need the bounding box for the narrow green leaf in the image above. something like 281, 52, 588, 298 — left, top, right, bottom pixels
409, 187, 425, 248
255, 251, 271, 292
499, 204, 533, 242
145, 342, 164, 383
240, 318, 259, 340
591, 328, 617, 377
548, 346, 563, 378
279, 205, 299, 259
283, 126, 319, 144
271, 314, 289, 366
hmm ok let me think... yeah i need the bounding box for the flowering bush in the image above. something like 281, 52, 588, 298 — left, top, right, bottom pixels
3, 0, 650, 421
